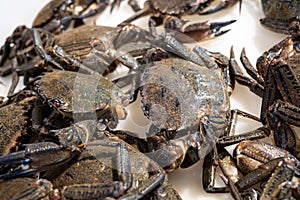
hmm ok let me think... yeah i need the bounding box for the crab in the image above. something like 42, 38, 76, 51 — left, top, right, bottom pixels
32, 69, 130, 129
260, 0, 300, 34
118, 0, 238, 42
256, 19, 300, 81
209, 140, 300, 199
0, 0, 120, 96
231, 21, 300, 158
32, 0, 112, 34
0, 86, 79, 157
1, 23, 153, 96
32, 24, 153, 76
111, 35, 271, 173
0, 120, 182, 200
1, 0, 115, 65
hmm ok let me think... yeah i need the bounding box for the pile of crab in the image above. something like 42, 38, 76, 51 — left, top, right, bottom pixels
0, 0, 299, 199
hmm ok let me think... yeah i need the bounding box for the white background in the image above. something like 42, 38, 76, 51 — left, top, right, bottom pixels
0, 0, 287, 199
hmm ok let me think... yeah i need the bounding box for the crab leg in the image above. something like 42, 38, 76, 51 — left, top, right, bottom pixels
269, 100, 300, 127
234, 156, 299, 199
118, 173, 165, 200
81, 135, 166, 199
230, 47, 264, 97
267, 101, 300, 155
59, 121, 168, 199
219, 174, 260, 200
202, 127, 270, 193
229, 48, 297, 135
61, 141, 133, 199
269, 60, 300, 107
0, 178, 53, 199
208, 140, 300, 199
272, 180, 300, 199
261, 158, 297, 199
240, 48, 265, 85
202, 108, 270, 194
116, 142, 132, 191
0, 142, 77, 179
32, 29, 64, 70
156, 33, 206, 66
7, 58, 19, 96
62, 174, 164, 200
217, 149, 260, 200
235, 158, 283, 192
203, 147, 231, 193
217, 127, 270, 146
261, 59, 300, 123
194, 45, 236, 93
233, 46, 300, 158
52, 46, 102, 75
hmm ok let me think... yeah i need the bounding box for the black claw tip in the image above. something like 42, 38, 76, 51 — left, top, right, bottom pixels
210, 20, 237, 31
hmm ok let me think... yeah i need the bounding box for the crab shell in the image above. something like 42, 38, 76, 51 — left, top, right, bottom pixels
149, 0, 205, 15
260, 0, 300, 34
34, 70, 129, 124
32, 0, 70, 28
0, 178, 53, 199
0, 103, 28, 155
140, 57, 230, 132
0, 95, 35, 155
46, 25, 117, 71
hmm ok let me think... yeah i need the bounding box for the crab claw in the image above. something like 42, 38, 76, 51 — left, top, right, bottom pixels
209, 20, 237, 35
200, 0, 241, 15
0, 142, 78, 179
176, 19, 236, 42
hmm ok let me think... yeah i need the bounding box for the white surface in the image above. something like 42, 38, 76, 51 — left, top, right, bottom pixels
0, 0, 287, 199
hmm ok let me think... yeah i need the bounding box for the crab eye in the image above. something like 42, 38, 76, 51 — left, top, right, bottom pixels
49, 98, 64, 108
23, 120, 28, 127
55, 102, 61, 107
